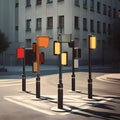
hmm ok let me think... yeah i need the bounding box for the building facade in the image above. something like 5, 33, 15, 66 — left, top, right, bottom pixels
0, 0, 120, 65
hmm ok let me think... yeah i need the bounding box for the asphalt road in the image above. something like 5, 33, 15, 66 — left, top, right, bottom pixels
0, 67, 120, 120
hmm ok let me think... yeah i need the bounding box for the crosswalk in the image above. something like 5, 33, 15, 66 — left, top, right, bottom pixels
4, 94, 114, 116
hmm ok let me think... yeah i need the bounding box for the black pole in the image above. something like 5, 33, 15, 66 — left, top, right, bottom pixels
58, 41, 63, 109
88, 35, 92, 99
36, 44, 40, 98
22, 57, 26, 91
36, 73, 40, 98
72, 41, 75, 91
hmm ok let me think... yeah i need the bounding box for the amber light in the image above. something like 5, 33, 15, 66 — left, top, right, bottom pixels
53, 41, 61, 55
90, 36, 96, 50
37, 36, 49, 48
61, 52, 68, 66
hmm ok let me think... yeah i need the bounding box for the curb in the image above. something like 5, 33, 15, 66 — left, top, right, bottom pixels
107, 77, 120, 80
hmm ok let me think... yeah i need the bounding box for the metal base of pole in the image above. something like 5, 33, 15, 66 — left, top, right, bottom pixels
22, 74, 26, 91
72, 75, 75, 91
58, 83, 63, 109
88, 79, 92, 99
36, 74, 40, 98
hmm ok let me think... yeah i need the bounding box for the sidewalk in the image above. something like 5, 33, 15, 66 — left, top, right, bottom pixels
106, 73, 120, 80
96, 73, 120, 81
5, 64, 112, 72
0, 65, 119, 80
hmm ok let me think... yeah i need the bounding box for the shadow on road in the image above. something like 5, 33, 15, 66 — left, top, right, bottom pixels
69, 95, 120, 120
21, 89, 120, 120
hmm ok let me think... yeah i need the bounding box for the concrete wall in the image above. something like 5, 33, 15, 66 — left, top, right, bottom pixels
0, 0, 120, 65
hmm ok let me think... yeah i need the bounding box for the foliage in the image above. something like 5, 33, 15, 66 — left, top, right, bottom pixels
0, 30, 10, 53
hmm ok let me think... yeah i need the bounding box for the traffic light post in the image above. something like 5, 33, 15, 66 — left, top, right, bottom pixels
32, 36, 49, 98
22, 57, 26, 91
68, 41, 81, 91
88, 35, 92, 99
58, 41, 63, 109
88, 35, 96, 99
36, 43, 40, 98
53, 34, 70, 110
71, 41, 75, 91
53, 40, 63, 109
16, 47, 26, 91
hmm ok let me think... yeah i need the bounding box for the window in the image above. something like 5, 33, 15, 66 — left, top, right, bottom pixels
113, 8, 116, 18
97, 2, 101, 13
103, 23, 106, 33
58, 0, 64, 2
75, 0, 80, 6
47, 0, 53, 4
36, 18, 42, 30
26, 0, 31, 7
26, 39, 31, 48
15, 3, 19, 8
103, 4, 107, 15
108, 6, 112, 17
26, 19, 31, 31
108, 24, 111, 35
74, 38, 79, 47
47, 17, 53, 29
36, 0, 42, 5
90, 0, 94, 11
58, 16, 64, 29
97, 21, 101, 33
83, 38, 87, 48
83, 0, 87, 9
83, 18, 87, 31
74, 16, 79, 29
90, 19, 94, 32
15, 26, 19, 31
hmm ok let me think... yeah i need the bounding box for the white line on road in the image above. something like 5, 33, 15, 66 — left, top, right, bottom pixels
96, 75, 120, 84
0, 81, 35, 87
4, 97, 55, 116
4, 95, 115, 116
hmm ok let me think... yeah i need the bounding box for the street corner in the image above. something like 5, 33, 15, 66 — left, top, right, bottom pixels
96, 73, 120, 83
106, 73, 120, 80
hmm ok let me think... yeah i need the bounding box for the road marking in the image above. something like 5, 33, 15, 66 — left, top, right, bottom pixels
4, 95, 115, 116
4, 97, 55, 116
0, 80, 35, 87
96, 74, 120, 84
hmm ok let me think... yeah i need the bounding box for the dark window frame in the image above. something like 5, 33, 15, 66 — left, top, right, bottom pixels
36, 0, 42, 5
90, 19, 94, 32
108, 24, 111, 35
103, 22, 106, 33
103, 4, 107, 15
47, 17, 53, 29
97, 1, 101, 13
74, 16, 80, 30
26, 0, 31, 7
75, 0, 80, 7
26, 19, 31, 32
83, 18, 87, 31
90, 0, 94, 11
83, 0, 87, 9
58, 0, 64, 2
47, 0, 53, 4
36, 18, 42, 30
97, 21, 101, 33
58, 15, 64, 29
108, 6, 112, 17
